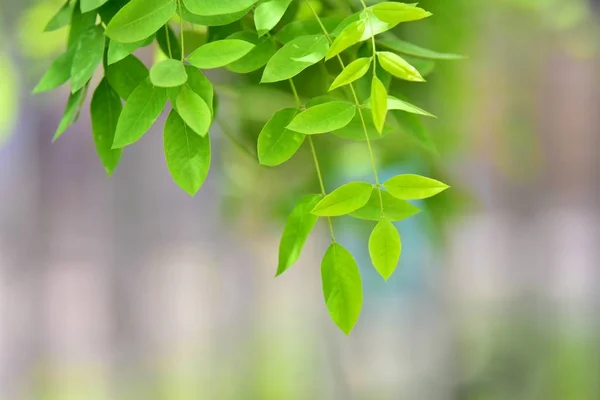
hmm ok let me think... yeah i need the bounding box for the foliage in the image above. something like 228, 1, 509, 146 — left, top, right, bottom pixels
36, 0, 458, 334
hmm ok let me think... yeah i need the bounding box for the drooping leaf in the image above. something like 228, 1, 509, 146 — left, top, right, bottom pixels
156, 24, 182, 59
384, 174, 449, 200
369, 218, 401, 280
178, 3, 250, 26
81, 0, 109, 13
377, 51, 424, 82
226, 33, 277, 73
366, 95, 435, 118
254, 0, 293, 37
277, 194, 321, 277
261, 35, 329, 83
312, 182, 373, 216
370, 76, 387, 133
112, 78, 167, 148
287, 101, 356, 135
321, 243, 363, 335
182, 0, 259, 16
169, 66, 214, 114
71, 26, 106, 93
105, 55, 149, 100
376, 34, 464, 60
69, 6, 97, 47
105, 0, 176, 43
350, 189, 421, 221
371, 2, 432, 25
107, 36, 154, 65
175, 85, 212, 136
53, 87, 87, 141
257, 108, 305, 166
45, 1, 74, 32
326, 19, 366, 60
90, 79, 123, 175
33, 47, 76, 93
329, 57, 372, 91
164, 109, 211, 196
150, 59, 188, 87
188, 39, 255, 69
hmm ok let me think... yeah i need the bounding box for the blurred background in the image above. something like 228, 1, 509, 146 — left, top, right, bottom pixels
2, 0, 600, 399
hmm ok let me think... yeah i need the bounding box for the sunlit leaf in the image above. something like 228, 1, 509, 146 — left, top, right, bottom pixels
287, 101, 356, 135
369, 218, 401, 280
182, 0, 259, 16
178, 3, 250, 26
45, 1, 74, 32
255, 0, 293, 37
81, 0, 110, 13
257, 108, 305, 166
188, 39, 255, 69
71, 26, 106, 93
175, 85, 212, 136
350, 189, 421, 221
107, 36, 154, 65
106, 0, 176, 43
326, 19, 365, 60
370, 76, 387, 133
312, 182, 373, 216
366, 95, 435, 118
377, 51, 424, 82
150, 59, 188, 87
329, 57, 371, 91
384, 174, 449, 200
261, 35, 329, 83
371, 2, 431, 25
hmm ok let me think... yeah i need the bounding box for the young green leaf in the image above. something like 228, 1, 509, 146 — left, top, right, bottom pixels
326, 19, 366, 60
90, 79, 123, 175
277, 194, 321, 277
376, 35, 464, 60
371, 2, 432, 25
105, 0, 176, 43
107, 36, 154, 65
254, 0, 293, 37
81, 0, 109, 13
369, 218, 401, 281
377, 52, 424, 82
329, 57, 372, 91
321, 243, 363, 335
366, 95, 435, 118
71, 26, 106, 93
45, 1, 74, 32
175, 85, 212, 136
178, 2, 250, 26
183, 66, 214, 114
150, 60, 188, 87
287, 102, 356, 135
187, 39, 254, 69
226, 34, 277, 74
53, 87, 87, 141
182, 0, 259, 16
164, 109, 211, 196
350, 189, 421, 221
33, 47, 76, 93
261, 35, 329, 83
384, 174, 449, 200
312, 182, 373, 216
112, 78, 167, 148
156, 24, 182, 59
257, 108, 305, 166
105, 55, 149, 100
371, 76, 387, 134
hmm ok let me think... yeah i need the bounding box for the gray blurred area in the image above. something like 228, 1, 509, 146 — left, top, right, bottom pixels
1, 0, 600, 399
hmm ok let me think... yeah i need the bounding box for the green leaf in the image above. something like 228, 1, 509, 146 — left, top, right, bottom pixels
326, 19, 365, 60
376, 34, 464, 60
312, 182, 373, 217
332, 110, 394, 141
370, 76, 387, 134
369, 218, 401, 280
107, 36, 154, 65
105, 55, 149, 100
178, 3, 250, 26
156, 24, 182, 59
106, 0, 176, 43
164, 109, 211, 196
329, 57, 371, 91
150, 59, 188, 87
261, 35, 329, 83
276, 17, 343, 44
45, 1, 74, 32
90, 79, 123, 175
395, 112, 438, 153
112, 78, 167, 148
226, 33, 277, 74
366, 95, 435, 118
276, 194, 321, 277
254, 0, 293, 37
71, 26, 106, 93
188, 39, 255, 69
69, 7, 97, 47
377, 51, 424, 82
287, 101, 356, 135
371, 2, 432, 25
81, 0, 109, 13
350, 189, 421, 221
257, 108, 305, 166
53, 87, 87, 141
321, 243, 363, 335
33, 47, 76, 93
182, 0, 259, 16
384, 174, 449, 200
175, 85, 212, 136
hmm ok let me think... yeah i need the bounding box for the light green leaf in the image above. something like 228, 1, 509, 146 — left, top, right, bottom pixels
164, 109, 211, 196
81, 0, 109, 13
369, 218, 401, 280
105, 55, 149, 100
105, 0, 176, 43
261, 35, 329, 83
33, 47, 76, 93
150, 59, 188, 87
182, 0, 259, 16
257, 108, 305, 166
377, 51, 424, 82
53, 87, 87, 141
321, 243, 363, 335
312, 182, 373, 217
384, 174, 449, 200
71, 26, 106, 93
90, 79, 123, 175
178, 3, 250, 26
371, 76, 387, 133
226, 33, 277, 74
112, 78, 167, 148
45, 1, 74, 32
376, 34, 464, 60
188, 39, 254, 69
277, 194, 321, 277
371, 2, 432, 25
287, 101, 356, 135
329, 57, 372, 91
326, 19, 365, 60
255, 0, 293, 37
175, 85, 212, 136
107, 36, 154, 65
350, 189, 421, 221
69, 7, 97, 47
366, 95, 435, 118
169, 66, 214, 114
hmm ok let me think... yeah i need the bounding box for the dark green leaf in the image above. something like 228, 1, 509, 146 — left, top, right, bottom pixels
276, 17, 343, 44
107, 36, 154, 65
53, 87, 87, 141
33, 47, 76, 93
105, 55, 149, 100
71, 26, 106, 93
226, 33, 277, 73
312, 182, 373, 216
287, 101, 356, 135
156, 24, 182, 59
90, 79, 122, 175
369, 218, 401, 280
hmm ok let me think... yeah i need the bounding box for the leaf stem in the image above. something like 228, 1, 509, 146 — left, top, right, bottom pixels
177, 0, 185, 61
164, 24, 173, 59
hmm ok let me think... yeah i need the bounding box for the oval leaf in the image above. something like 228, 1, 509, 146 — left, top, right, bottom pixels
81, 0, 109, 13
53, 88, 87, 141
350, 189, 421, 221
226, 34, 278, 74
33, 47, 76, 93
326, 19, 365, 60
366, 95, 435, 118
175, 85, 212, 136
377, 51, 424, 82
371, 76, 387, 134
384, 174, 449, 200
105, 55, 149, 100
188, 39, 255, 69
369, 218, 401, 280
371, 2, 432, 25
105, 0, 176, 43
254, 0, 293, 37
329, 57, 372, 91
178, 3, 250, 26
182, 0, 258, 16
150, 59, 188, 87
311, 182, 373, 216
257, 108, 305, 166
376, 35, 464, 60
91, 79, 123, 175
71, 26, 106, 93
287, 101, 356, 135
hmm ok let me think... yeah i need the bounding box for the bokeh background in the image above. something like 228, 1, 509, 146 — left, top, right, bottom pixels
2, 0, 600, 399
